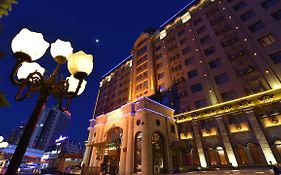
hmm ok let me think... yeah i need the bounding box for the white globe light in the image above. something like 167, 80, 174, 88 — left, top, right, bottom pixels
11, 28, 49, 61
0, 136, 3, 143
0, 142, 8, 148
67, 51, 93, 78
17, 62, 45, 80
66, 75, 87, 95
50, 39, 73, 60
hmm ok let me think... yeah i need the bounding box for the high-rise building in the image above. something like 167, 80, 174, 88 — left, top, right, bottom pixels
8, 121, 25, 145
84, 0, 281, 174
30, 106, 70, 151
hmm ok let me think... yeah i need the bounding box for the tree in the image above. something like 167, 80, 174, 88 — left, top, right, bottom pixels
0, 0, 18, 18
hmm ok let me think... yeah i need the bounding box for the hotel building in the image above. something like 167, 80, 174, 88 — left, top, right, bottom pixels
83, 0, 281, 174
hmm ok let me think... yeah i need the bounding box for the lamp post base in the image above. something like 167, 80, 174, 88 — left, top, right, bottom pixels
5, 93, 47, 175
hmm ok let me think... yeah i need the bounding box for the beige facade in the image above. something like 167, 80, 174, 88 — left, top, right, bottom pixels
85, 0, 281, 174
83, 97, 178, 174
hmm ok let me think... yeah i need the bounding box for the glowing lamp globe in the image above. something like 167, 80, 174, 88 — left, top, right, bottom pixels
67, 51, 93, 79
0, 136, 3, 143
66, 75, 87, 95
50, 39, 73, 63
17, 62, 45, 80
0, 142, 8, 148
11, 28, 49, 61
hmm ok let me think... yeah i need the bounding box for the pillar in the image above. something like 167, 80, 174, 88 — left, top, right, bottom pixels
125, 115, 134, 174
141, 113, 153, 174
83, 128, 94, 167
246, 110, 277, 164
216, 117, 238, 167
192, 121, 207, 167
119, 118, 128, 174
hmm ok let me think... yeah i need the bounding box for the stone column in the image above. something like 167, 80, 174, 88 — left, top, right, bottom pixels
119, 118, 128, 174
83, 128, 94, 167
246, 110, 277, 164
125, 115, 134, 174
216, 117, 238, 167
192, 121, 207, 167
142, 113, 153, 174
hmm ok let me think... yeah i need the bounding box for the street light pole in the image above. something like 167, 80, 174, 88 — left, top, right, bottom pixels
5, 28, 94, 175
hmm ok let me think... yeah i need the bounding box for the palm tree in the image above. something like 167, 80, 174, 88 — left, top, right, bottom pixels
0, 0, 17, 107
0, 0, 18, 18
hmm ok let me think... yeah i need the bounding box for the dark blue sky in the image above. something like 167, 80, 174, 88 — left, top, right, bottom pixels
0, 0, 192, 143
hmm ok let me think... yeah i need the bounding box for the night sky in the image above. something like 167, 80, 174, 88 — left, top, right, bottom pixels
0, 0, 193, 143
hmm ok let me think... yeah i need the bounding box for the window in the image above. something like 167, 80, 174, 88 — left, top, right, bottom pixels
187, 69, 198, 79
214, 73, 229, 85
197, 26, 206, 35
137, 46, 147, 56
155, 45, 161, 51
193, 18, 202, 26
177, 29, 185, 36
152, 133, 166, 173
171, 124, 176, 133
134, 132, 142, 173
204, 46, 215, 56
156, 54, 162, 60
191, 83, 203, 93
195, 99, 207, 109
209, 58, 222, 69
272, 9, 281, 20
258, 34, 276, 47
179, 37, 187, 45
185, 57, 193, 66
200, 35, 211, 45
248, 21, 266, 33
158, 72, 164, 80
240, 10, 256, 21
182, 47, 191, 55
156, 62, 163, 69
270, 50, 281, 63
221, 90, 237, 101
260, 0, 279, 9
233, 1, 247, 11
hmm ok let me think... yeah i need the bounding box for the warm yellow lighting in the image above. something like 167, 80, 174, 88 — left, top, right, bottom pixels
66, 75, 87, 95
67, 51, 94, 77
181, 12, 191, 23
17, 62, 45, 80
11, 28, 49, 61
262, 115, 281, 128
201, 128, 217, 137
180, 132, 193, 139
229, 122, 249, 133
50, 39, 73, 60
160, 30, 167, 40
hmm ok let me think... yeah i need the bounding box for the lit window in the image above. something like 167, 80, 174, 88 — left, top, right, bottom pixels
258, 34, 276, 47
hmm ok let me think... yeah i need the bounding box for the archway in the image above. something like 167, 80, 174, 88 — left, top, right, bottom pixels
134, 132, 142, 173
236, 144, 250, 165
152, 132, 166, 174
216, 146, 228, 165
248, 143, 263, 164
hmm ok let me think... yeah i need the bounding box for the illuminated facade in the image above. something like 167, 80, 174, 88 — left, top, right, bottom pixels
84, 0, 281, 174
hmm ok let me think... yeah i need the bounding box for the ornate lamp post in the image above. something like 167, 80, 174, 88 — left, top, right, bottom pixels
5, 28, 94, 175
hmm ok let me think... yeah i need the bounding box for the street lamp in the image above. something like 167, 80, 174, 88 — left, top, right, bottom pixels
5, 28, 94, 175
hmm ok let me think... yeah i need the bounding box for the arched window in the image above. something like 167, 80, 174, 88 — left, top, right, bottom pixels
152, 132, 166, 173
207, 148, 219, 166
248, 143, 263, 164
237, 145, 249, 165
216, 146, 228, 165
275, 140, 281, 156
191, 148, 200, 166
134, 132, 142, 173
